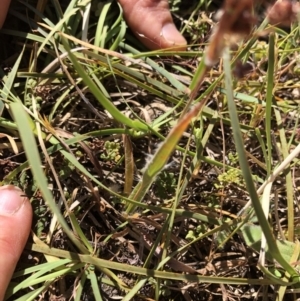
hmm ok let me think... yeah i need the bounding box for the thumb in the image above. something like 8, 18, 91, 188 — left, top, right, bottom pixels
118, 0, 187, 50
0, 185, 32, 300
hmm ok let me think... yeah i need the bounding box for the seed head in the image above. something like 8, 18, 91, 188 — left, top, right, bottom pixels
205, 0, 257, 67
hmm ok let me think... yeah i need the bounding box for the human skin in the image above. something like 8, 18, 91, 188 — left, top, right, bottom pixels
0, 0, 186, 299
0, 186, 32, 300
118, 0, 187, 50
0, 0, 186, 50
0, 0, 10, 29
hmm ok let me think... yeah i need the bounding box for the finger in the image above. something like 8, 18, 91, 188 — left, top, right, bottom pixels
0, 185, 32, 300
0, 0, 11, 29
118, 0, 187, 50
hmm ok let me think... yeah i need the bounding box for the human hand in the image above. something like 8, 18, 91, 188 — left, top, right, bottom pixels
0, 0, 10, 29
0, 185, 32, 301
0, 0, 186, 50
118, 0, 187, 50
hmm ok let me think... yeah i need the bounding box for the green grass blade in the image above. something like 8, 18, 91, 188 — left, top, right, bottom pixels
265, 33, 275, 175
61, 38, 148, 131
10, 102, 89, 254
7, 259, 72, 296
0, 46, 24, 115
126, 101, 204, 213
29, 243, 288, 285
94, 1, 112, 49
75, 270, 88, 301
123, 278, 148, 301
274, 108, 295, 241
9, 281, 52, 301
89, 268, 103, 301
222, 47, 299, 280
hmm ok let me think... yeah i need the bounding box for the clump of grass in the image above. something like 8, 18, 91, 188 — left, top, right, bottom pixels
1, 0, 300, 300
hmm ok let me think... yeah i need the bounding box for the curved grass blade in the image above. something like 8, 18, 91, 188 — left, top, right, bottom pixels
94, 0, 112, 49
9, 281, 52, 301
10, 102, 89, 254
60, 37, 149, 131
126, 100, 206, 213
120, 43, 189, 94
0, 46, 25, 115
222, 47, 299, 281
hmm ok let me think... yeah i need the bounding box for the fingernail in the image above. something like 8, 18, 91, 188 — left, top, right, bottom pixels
0, 185, 25, 215
162, 23, 187, 48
